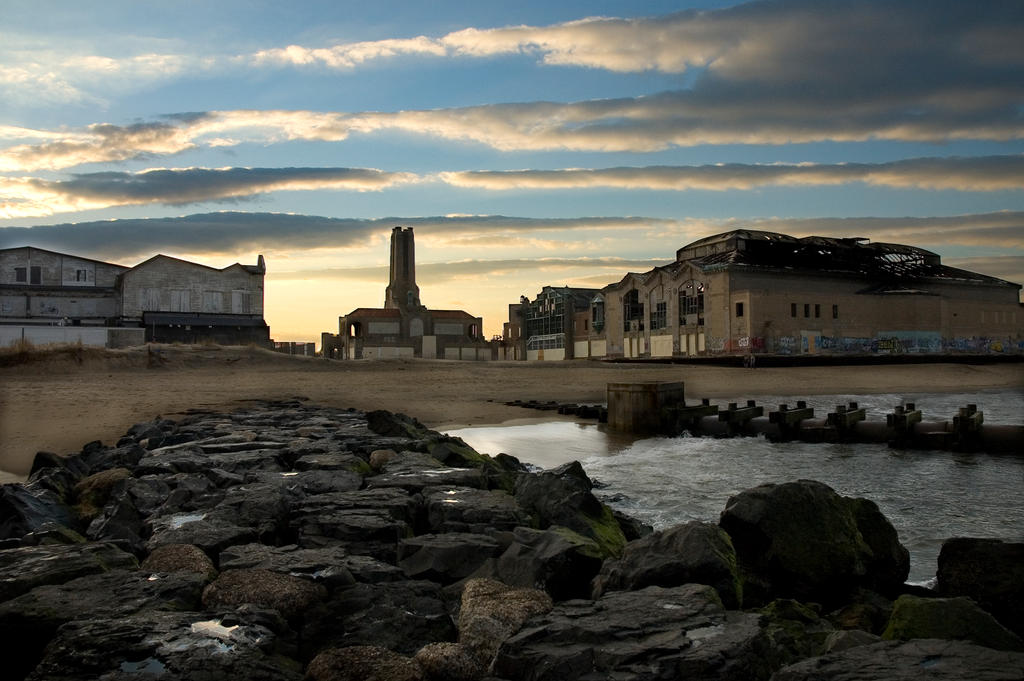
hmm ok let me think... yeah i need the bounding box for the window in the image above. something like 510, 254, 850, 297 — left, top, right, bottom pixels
832, 304, 839, 319
791, 303, 797, 317
735, 302, 744, 317
30, 266, 41, 285
15, 267, 26, 282
623, 290, 644, 331
814, 304, 821, 318
76, 269, 88, 282
652, 302, 667, 330
678, 279, 705, 324
584, 319, 589, 331
591, 299, 605, 333
804, 303, 810, 318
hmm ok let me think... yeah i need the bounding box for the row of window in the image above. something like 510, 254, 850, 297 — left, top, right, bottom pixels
791, 303, 839, 319
13, 267, 89, 284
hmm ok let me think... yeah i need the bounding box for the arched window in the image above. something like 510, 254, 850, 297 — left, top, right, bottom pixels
623, 290, 644, 331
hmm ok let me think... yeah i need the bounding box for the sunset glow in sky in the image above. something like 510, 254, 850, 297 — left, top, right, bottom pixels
2, 0, 1023, 341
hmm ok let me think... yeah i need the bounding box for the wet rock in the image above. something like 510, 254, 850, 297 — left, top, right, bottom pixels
146, 511, 257, 556
0, 484, 79, 543
882, 594, 1024, 651
217, 543, 359, 589
610, 507, 654, 541
369, 449, 398, 470
366, 410, 431, 439
248, 469, 363, 496
758, 599, 835, 663
937, 537, 1024, 639
370, 452, 487, 493
491, 583, 771, 681
458, 578, 553, 668
514, 461, 626, 558
28, 451, 87, 480
291, 488, 419, 561
398, 533, 503, 584
414, 642, 483, 681
202, 568, 327, 622
822, 629, 882, 654
422, 486, 529, 534
592, 520, 743, 608
307, 645, 423, 681
141, 544, 218, 579
0, 542, 137, 602
719, 479, 908, 607
136, 443, 287, 476
427, 438, 488, 468
80, 442, 146, 474
311, 580, 456, 655
72, 467, 132, 521
490, 527, 604, 601
0, 569, 206, 680
826, 588, 894, 635
27, 610, 303, 681
771, 639, 1024, 681
293, 452, 371, 474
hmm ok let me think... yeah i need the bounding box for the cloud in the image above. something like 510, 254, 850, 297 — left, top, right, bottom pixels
440, 156, 1024, 192
944, 256, 1024, 285
0, 166, 420, 218
0, 212, 678, 260
274, 256, 669, 284
252, 37, 446, 69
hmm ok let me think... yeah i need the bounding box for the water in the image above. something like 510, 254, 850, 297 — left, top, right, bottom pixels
446, 390, 1024, 583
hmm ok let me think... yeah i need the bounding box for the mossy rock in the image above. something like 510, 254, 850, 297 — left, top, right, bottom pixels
72, 467, 132, 521
882, 594, 1024, 651
428, 437, 488, 468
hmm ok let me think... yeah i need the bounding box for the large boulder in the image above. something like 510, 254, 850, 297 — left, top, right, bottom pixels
881, 594, 1024, 652
0, 569, 206, 680
421, 485, 529, 534
141, 543, 218, 580
492, 583, 774, 681
772, 639, 1024, 681
719, 480, 909, 607
0, 542, 138, 601
514, 461, 626, 558
398, 533, 503, 584
489, 526, 605, 601
306, 645, 423, 681
27, 610, 303, 681
202, 568, 327, 623
592, 520, 743, 608
0, 484, 78, 541
937, 538, 1024, 639
458, 578, 553, 668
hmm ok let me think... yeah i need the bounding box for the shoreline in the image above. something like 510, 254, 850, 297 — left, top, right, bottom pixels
2, 345, 1022, 478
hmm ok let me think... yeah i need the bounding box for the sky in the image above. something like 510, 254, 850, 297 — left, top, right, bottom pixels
2, 0, 1023, 341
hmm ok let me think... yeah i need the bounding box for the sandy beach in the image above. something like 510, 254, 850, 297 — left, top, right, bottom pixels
2, 344, 1022, 479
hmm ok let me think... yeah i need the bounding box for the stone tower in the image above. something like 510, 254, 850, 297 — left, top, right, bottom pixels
384, 226, 421, 310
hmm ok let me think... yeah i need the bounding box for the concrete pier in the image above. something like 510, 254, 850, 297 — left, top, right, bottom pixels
606, 382, 1023, 453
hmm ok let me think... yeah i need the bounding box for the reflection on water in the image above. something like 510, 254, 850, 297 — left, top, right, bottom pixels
446, 390, 1024, 583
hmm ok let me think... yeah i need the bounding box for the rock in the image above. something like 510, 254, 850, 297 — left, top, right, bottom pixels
458, 578, 553, 667
28, 451, 87, 479
937, 537, 1024, 639
610, 507, 654, 541
0, 569, 206, 680
490, 527, 605, 601
307, 645, 423, 681
428, 438, 488, 468
491, 583, 773, 681
218, 543, 357, 589
514, 461, 626, 558
0, 484, 78, 541
414, 642, 483, 681
366, 410, 431, 439
311, 580, 456, 655
136, 443, 287, 476
826, 588, 894, 634
0, 542, 138, 602
592, 520, 743, 608
882, 594, 1024, 651
845, 496, 911, 595
771, 639, 1024, 681
822, 629, 882, 654
398, 533, 503, 584
719, 479, 908, 607
146, 510, 258, 556
370, 452, 487, 493
80, 442, 146, 473
249, 469, 363, 495
422, 486, 529, 534
25, 452, 87, 502
27, 610, 303, 681
293, 452, 371, 474
369, 449, 398, 470
291, 488, 419, 561
141, 543, 218, 579
202, 568, 327, 622
72, 467, 132, 521
758, 599, 835, 663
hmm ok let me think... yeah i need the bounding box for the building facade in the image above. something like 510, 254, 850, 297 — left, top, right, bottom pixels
323, 227, 491, 360
0, 246, 269, 346
506, 230, 1023, 359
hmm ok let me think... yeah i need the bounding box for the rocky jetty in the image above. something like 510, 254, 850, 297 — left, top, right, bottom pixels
1, 400, 1022, 680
